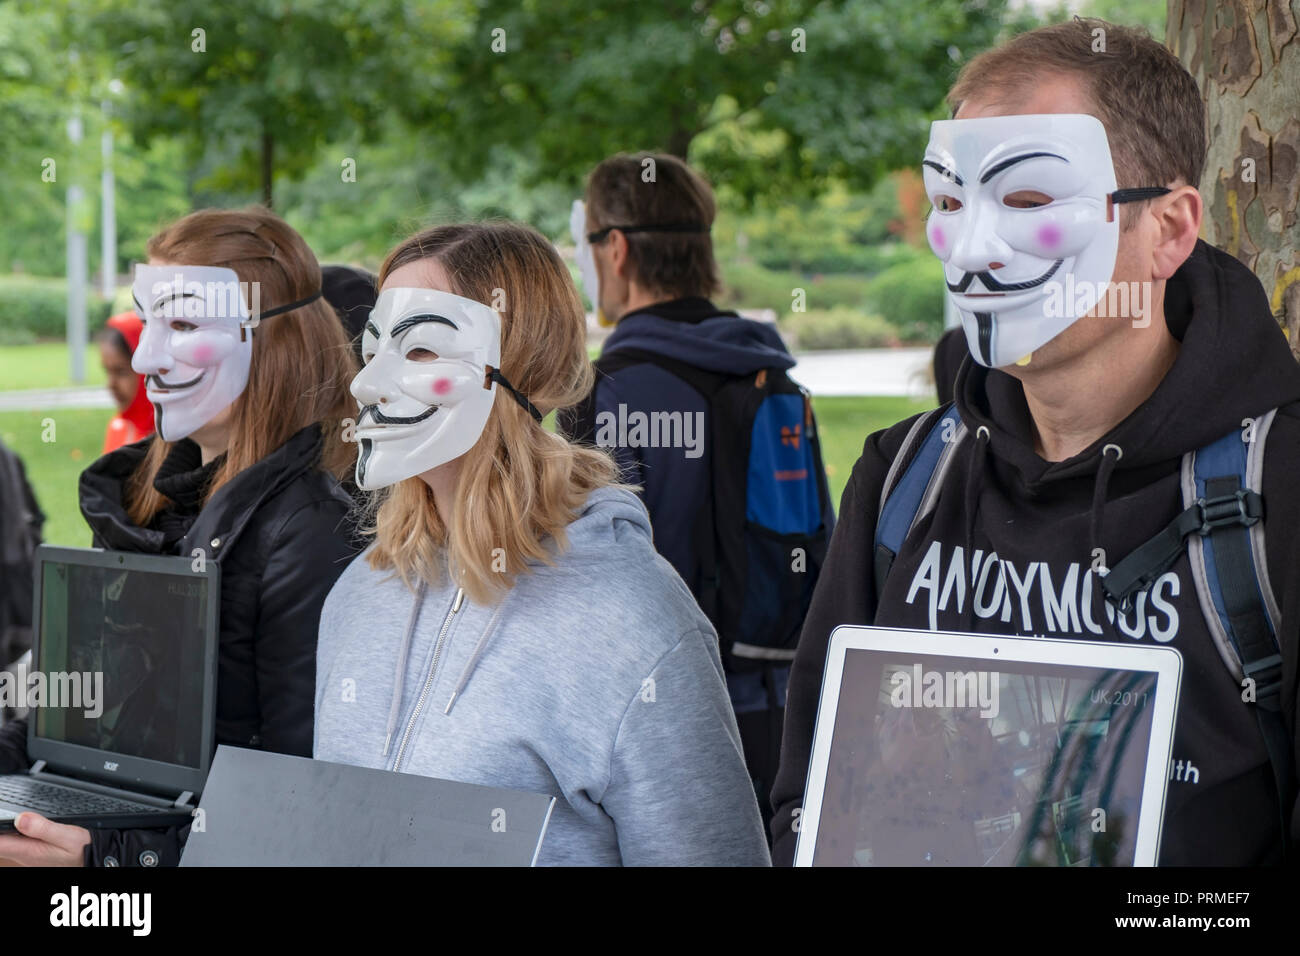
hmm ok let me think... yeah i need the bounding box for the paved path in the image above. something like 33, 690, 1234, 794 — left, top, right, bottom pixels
788, 347, 935, 398
0, 386, 112, 412
0, 347, 937, 411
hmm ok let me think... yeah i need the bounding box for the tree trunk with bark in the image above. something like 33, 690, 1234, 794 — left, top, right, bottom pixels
1169, 0, 1300, 358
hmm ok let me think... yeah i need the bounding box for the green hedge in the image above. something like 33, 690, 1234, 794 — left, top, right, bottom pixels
753, 242, 923, 278
720, 261, 873, 316
780, 308, 901, 351
863, 256, 946, 344
0, 276, 112, 342
720, 246, 943, 341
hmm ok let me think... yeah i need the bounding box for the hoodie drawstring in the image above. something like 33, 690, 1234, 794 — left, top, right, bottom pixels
959, 429, 1126, 638
1088, 443, 1123, 638
961, 426, 991, 630
382, 578, 427, 756
443, 599, 508, 716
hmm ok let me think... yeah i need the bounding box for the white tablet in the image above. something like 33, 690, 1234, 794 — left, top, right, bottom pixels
794, 626, 1182, 867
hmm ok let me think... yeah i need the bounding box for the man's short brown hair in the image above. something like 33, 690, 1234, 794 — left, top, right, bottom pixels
584, 152, 721, 300
948, 18, 1207, 218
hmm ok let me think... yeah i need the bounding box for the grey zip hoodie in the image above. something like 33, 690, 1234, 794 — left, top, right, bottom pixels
314, 486, 771, 866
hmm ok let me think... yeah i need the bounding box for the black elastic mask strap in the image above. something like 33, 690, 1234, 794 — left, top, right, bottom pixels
486, 366, 544, 423
257, 288, 324, 320
1106, 187, 1172, 223
1111, 187, 1172, 204
587, 223, 709, 243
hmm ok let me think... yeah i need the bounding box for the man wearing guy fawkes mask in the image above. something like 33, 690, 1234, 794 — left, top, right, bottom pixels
771, 19, 1300, 866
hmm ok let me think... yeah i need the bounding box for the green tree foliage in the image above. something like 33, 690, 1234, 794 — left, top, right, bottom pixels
86, 0, 460, 205
436, 0, 1011, 197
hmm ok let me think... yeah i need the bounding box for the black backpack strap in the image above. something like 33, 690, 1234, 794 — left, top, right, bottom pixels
589, 348, 731, 624
556, 350, 647, 445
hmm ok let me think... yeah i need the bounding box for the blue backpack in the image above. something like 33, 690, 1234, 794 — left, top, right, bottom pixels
588, 348, 832, 671
874, 404, 1293, 855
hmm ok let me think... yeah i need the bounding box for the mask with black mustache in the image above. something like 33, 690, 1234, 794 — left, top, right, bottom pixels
351, 287, 507, 490
923, 114, 1141, 368
131, 264, 255, 441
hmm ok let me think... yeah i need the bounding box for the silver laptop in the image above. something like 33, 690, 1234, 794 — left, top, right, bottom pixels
795, 626, 1182, 867
181, 746, 557, 866
0, 545, 219, 831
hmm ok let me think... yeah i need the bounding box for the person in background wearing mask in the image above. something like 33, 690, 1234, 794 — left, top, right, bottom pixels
0, 206, 360, 867
559, 153, 834, 837
97, 311, 155, 453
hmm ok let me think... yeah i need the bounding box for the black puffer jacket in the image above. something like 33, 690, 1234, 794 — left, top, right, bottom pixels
0, 423, 360, 866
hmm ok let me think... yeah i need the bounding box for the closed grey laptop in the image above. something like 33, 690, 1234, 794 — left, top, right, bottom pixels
180, 745, 556, 866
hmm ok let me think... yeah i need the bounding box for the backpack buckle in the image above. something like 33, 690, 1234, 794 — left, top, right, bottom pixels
1194, 489, 1261, 535
1243, 653, 1283, 703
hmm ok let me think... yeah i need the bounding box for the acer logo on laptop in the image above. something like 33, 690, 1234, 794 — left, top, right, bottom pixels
103, 761, 119, 772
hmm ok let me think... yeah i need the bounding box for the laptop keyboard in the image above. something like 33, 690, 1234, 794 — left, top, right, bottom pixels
0, 776, 171, 816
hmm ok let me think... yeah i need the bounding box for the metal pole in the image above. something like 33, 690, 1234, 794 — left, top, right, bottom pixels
100, 98, 116, 300
67, 112, 87, 384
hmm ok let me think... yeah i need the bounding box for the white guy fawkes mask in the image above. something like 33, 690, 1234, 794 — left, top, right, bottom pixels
570, 199, 612, 328
923, 114, 1163, 369
131, 264, 254, 441
352, 287, 538, 490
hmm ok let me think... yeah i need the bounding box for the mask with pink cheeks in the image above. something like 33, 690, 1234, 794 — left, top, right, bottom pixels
351, 287, 525, 490
922, 114, 1163, 368
131, 264, 255, 441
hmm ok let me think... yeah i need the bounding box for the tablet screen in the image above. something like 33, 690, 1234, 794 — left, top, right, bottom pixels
808, 648, 1161, 866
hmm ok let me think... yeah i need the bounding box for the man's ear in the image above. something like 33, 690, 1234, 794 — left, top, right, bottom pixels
606, 228, 632, 279
1150, 185, 1202, 281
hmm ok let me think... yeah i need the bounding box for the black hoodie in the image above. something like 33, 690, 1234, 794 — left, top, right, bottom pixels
770, 240, 1300, 865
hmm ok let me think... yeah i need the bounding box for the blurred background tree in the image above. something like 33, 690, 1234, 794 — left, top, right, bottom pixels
0, 0, 1171, 352
86, 0, 459, 207
438, 0, 1017, 201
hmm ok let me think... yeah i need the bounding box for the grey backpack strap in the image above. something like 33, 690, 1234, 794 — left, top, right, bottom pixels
1183, 408, 1290, 858
1182, 409, 1281, 682
873, 405, 966, 596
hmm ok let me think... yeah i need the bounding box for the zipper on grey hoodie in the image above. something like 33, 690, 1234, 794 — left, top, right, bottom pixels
392, 586, 463, 771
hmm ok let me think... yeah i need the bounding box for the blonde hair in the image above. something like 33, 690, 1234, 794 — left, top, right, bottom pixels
125, 207, 359, 525
365, 221, 619, 604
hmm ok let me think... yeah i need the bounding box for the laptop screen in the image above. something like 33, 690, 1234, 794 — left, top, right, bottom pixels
34, 558, 211, 771
808, 647, 1163, 867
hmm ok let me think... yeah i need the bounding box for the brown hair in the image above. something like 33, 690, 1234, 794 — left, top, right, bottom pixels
126, 207, 358, 525
584, 152, 721, 300
947, 18, 1207, 226
365, 221, 620, 605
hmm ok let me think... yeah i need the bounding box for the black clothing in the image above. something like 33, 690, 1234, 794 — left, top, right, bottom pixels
771, 241, 1300, 865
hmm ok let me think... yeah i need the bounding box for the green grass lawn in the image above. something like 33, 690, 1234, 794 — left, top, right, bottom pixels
0, 407, 105, 547
2, 396, 932, 549
812, 395, 933, 507
0, 343, 105, 390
